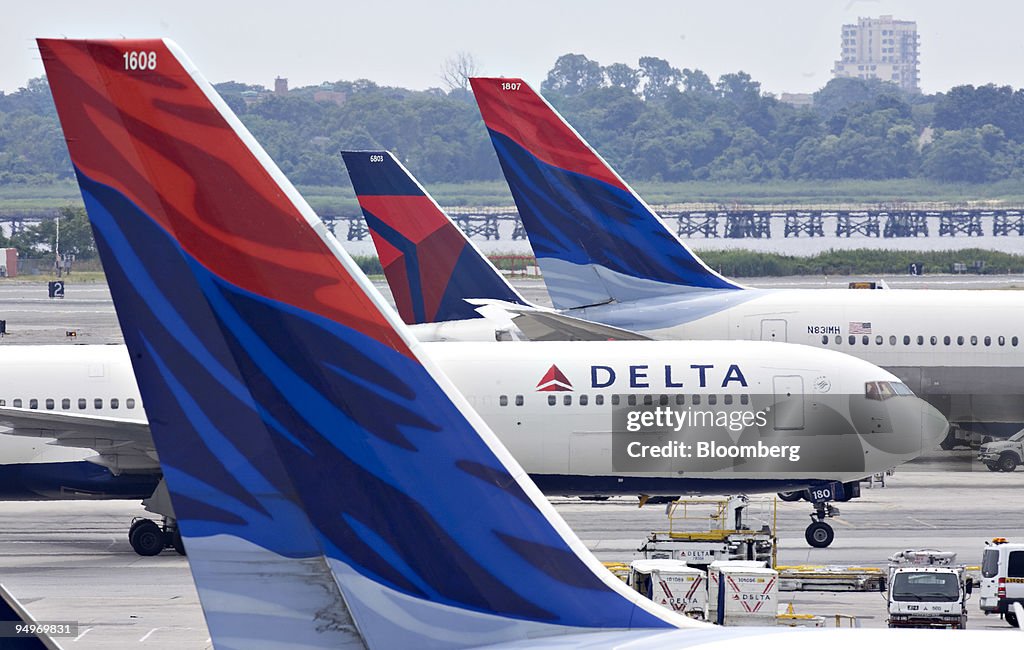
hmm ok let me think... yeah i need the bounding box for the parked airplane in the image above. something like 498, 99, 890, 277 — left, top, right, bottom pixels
466, 76, 1024, 440
34, 37, 946, 560
0, 340, 946, 551
33, 37, 1004, 649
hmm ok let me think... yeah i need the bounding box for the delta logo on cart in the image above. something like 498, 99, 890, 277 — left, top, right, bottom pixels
536, 364, 573, 392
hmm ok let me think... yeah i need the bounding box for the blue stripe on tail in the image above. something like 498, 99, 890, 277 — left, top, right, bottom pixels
487, 130, 742, 309
80, 169, 678, 647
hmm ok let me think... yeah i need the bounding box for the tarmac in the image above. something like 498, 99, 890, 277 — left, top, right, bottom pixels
0, 277, 1019, 647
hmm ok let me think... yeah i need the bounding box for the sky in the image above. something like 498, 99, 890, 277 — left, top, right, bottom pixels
4, 1, 1024, 96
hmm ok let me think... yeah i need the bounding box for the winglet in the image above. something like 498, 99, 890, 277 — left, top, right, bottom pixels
470, 77, 743, 309
43, 38, 693, 649
342, 150, 529, 324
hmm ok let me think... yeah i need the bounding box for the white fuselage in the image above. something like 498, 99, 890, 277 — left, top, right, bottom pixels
415, 288, 1024, 427
0, 342, 946, 494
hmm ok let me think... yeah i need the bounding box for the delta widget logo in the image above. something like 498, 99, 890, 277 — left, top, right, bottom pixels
536, 364, 573, 392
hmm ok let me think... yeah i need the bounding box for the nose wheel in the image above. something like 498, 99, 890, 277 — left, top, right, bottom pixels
805, 502, 839, 548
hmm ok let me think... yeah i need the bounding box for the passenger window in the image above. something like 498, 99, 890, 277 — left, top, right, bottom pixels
957, 336, 964, 346
29, 399, 38, 409
675, 394, 685, 405
61, 398, 70, 409
563, 395, 572, 406
94, 398, 103, 409
740, 394, 749, 405
861, 335, 868, 345
834, 335, 841, 345
0, 400, 4, 406
930, 336, 937, 345
499, 395, 508, 407
916, 335, 924, 345
875, 335, 883, 345
45, 399, 54, 410
627, 395, 637, 406
643, 395, 653, 406
903, 335, 910, 345
984, 336, 991, 347
848, 335, 855, 345
659, 395, 668, 406
692, 395, 701, 405
1014, 337, 1020, 347
514, 395, 523, 407
611, 395, 620, 406
12, 399, 21, 408
821, 335, 828, 344
111, 398, 119, 409
579, 395, 589, 406
943, 336, 950, 345
724, 394, 733, 405
595, 395, 604, 406
547, 395, 556, 406
78, 398, 87, 410
708, 394, 717, 405
971, 336, 978, 346
889, 335, 896, 345
999, 336, 1006, 346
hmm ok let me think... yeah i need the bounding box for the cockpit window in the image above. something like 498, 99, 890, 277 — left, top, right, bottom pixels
866, 381, 914, 400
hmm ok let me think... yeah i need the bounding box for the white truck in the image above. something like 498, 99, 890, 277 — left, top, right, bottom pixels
885, 550, 972, 629
978, 428, 1024, 472
979, 538, 1024, 627
707, 560, 778, 626
627, 559, 707, 619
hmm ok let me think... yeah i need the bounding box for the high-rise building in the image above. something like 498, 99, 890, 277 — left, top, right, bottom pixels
832, 15, 920, 92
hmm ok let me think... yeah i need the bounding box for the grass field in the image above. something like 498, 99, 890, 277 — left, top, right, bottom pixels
7, 178, 1024, 214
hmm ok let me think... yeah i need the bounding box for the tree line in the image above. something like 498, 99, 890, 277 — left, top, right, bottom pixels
4, 53, 1024, 189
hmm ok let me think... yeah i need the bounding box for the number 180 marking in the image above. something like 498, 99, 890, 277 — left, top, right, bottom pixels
124, 51, 157, 71
500, 82, 521, 91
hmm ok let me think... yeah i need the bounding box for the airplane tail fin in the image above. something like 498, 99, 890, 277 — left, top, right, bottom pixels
470, 77, 743, 309
342, 151, 529, 324
42, 38, 691, 649
0, 584, 60, 649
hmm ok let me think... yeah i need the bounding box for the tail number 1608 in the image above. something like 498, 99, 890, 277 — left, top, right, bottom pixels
124, 51, 157, 71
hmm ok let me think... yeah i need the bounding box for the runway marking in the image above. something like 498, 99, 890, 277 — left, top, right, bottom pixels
139, 627, 162, 642
73, 626, 93, 641
907, 516, 937, 529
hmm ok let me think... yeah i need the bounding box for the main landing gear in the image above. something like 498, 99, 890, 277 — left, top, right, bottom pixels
778, 480, 860, 549
128, 517, 186, 556
128, 478, 186, 556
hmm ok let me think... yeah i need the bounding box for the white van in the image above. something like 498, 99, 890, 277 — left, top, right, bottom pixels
979, 538, 1024, 627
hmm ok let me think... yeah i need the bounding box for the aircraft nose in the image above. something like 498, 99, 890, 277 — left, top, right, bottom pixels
921, 401, 949, 449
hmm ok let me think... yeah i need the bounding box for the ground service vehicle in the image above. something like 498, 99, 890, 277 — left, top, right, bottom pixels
979, 429, 1024, 471
885, 550, 971, 629
980, 538, 1024, 627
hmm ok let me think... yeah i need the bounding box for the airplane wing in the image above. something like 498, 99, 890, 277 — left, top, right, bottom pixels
0, 407, 157, 472
469, 300, 651, 341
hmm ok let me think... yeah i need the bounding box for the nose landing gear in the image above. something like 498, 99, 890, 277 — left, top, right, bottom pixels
805, 502, 840, 548
778, 480, 860, 548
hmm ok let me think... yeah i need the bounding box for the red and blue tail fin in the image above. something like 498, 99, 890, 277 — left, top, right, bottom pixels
342, 150, 528, 324
42, 38, 690, 649
470, 77, 743, 309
